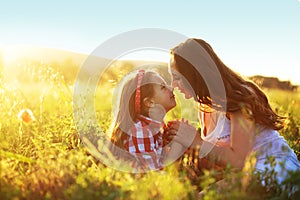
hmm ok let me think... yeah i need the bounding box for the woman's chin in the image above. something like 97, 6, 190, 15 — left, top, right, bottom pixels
184, 93, 193, 99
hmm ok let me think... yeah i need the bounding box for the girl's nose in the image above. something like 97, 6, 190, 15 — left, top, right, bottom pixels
167, 85, 174, 92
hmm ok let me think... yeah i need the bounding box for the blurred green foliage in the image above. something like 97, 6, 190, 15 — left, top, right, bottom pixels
0, 62, 299, 199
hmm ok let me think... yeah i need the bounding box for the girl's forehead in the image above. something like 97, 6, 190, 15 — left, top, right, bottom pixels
149, 73, 165, 83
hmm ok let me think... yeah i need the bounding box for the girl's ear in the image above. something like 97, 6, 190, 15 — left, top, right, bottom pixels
143, 97, 154, 108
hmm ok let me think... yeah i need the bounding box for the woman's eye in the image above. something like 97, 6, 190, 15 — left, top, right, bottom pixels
172, 74, 181, 81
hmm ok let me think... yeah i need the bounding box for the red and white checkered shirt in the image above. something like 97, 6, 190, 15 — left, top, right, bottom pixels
124, 115, 165, 170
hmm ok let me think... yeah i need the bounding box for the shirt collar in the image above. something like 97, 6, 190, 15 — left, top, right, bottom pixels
137, 115, 165, 129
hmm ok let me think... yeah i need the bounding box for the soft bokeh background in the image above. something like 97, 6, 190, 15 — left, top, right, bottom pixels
1, 1, 300, 199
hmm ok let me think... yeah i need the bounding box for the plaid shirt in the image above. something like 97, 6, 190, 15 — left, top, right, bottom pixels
124, 115, 165, 170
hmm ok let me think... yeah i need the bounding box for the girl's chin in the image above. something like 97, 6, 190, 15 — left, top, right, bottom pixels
165, 101, 177, 112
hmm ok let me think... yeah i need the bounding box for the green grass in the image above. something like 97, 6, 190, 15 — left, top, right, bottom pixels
265, 88, 300, 119
1, 64, 300, 199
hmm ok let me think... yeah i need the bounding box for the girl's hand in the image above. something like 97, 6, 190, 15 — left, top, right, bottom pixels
164, 119, 185, 143
163, 120, 179, 143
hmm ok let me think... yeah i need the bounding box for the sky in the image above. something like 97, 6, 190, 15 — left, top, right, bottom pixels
0, 0, 300, 84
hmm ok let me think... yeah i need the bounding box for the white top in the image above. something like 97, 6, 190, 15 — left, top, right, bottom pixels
199, 112, 300, 183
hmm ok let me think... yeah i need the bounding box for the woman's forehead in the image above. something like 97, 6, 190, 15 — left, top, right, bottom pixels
169, 68, 180, 77
169, 55, 176, 66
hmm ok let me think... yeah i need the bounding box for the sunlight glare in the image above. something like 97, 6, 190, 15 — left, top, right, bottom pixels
117, 49, 169, 62
1, 45, 35, 64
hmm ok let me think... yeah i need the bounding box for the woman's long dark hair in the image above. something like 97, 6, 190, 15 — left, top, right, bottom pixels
171, 38, 285, 130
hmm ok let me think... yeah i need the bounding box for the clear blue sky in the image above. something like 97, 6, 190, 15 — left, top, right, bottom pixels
1, 0, 300, 84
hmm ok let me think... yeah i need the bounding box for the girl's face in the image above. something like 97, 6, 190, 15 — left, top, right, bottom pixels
149, 74, 176, 112
169, 56, 194, 99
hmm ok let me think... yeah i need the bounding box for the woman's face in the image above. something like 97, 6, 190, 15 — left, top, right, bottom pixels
169, 55, 194, 99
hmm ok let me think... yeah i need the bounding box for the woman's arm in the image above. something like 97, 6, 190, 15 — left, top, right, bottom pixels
163, 142, 184, 166
206, 111, 255, 169
172, 111, 255, 169
163, 119, 201, 165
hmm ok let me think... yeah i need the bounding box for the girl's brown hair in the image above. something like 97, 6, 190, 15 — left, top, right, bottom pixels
171, 38, 285, 130
110, 70, 157, 148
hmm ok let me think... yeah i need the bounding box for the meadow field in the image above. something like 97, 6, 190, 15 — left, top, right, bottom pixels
1, 61, 300, 200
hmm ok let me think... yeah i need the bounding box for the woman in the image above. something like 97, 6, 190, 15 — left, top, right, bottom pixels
167, 38, 300, 184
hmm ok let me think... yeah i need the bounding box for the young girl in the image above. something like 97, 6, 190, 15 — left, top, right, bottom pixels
110, 69, 178, 170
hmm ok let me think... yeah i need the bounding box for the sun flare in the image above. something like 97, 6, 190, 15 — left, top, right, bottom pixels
0, 45, 36, 64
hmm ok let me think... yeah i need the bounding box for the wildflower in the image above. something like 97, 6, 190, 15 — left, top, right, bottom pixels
18, 109, 35, 123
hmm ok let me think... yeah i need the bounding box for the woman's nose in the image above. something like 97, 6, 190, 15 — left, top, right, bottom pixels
171, 80, 178, 88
